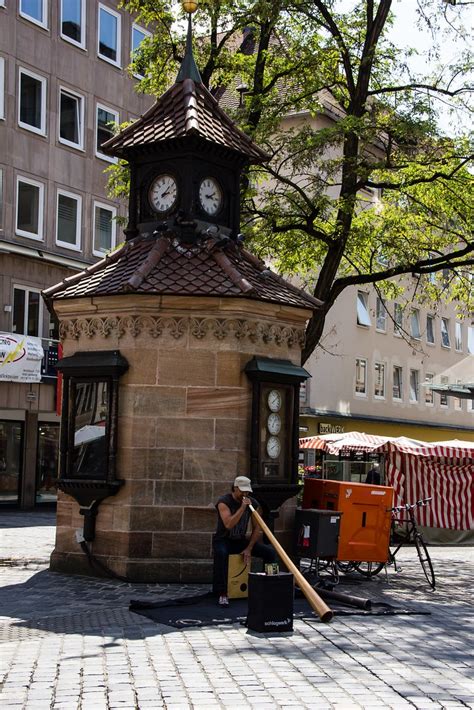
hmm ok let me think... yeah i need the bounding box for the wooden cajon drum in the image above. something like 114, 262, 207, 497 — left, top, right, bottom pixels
227, 554, 250, 599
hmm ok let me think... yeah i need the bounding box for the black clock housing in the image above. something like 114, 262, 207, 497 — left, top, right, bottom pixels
127, 139, 245, 240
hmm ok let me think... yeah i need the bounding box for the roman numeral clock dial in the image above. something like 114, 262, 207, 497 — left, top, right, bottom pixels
199, 177, 222, 216
149, 174, 178, 214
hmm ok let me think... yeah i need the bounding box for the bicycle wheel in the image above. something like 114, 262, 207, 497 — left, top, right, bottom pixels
414, 535, 436, 590
354, 561, 385, 577
336, 561, 358, 574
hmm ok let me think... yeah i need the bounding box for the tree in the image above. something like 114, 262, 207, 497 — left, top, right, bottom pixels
116, 0, 473, 364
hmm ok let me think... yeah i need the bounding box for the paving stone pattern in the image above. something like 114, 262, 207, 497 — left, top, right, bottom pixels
0, 510, 473, 709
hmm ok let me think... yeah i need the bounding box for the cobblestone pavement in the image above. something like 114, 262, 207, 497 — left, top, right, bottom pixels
0, 510, 473, 709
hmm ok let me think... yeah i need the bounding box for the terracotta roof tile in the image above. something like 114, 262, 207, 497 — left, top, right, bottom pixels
102, 79, 268, 163
43, 234, 321, 312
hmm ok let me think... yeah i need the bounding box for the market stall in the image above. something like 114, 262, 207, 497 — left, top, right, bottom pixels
300, 432, 474, 543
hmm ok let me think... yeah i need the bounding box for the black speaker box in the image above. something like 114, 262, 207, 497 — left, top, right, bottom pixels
247, 572, 294, 632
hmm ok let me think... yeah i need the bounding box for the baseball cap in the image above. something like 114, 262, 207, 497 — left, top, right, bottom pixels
233, 476, 253, 492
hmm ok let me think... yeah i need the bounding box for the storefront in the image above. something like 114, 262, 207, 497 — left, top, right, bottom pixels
0, 332, 60, 508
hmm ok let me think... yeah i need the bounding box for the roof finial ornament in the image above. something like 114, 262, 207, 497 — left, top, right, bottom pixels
176, 1, 202, 84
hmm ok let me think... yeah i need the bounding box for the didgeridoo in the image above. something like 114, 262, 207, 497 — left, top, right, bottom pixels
248, 503, 333, 623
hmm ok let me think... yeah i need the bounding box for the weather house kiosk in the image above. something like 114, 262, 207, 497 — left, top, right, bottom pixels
44, 8, 321, 582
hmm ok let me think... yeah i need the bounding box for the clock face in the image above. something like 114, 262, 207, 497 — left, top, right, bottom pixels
268, 389, 282, 412
149, 174, 178, 214
266, 436, 281, 459
267, 413, 281, 435
199, 177, 223, 216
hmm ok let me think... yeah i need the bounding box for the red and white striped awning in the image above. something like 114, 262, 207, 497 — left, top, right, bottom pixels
299, 431, 394, 455
300, 432, 474, 459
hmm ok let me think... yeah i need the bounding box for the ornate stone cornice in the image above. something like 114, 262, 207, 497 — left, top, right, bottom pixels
59, 315, 305, 347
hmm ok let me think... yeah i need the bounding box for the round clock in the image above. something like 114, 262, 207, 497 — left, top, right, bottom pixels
149, 174, 178, 214
267, 413, 281, 435
199, 177, 223, 216
267, 436, 281, 459
267, 389, 282, 412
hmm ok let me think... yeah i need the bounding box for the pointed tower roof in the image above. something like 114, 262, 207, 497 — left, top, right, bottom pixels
101, 16, 268, 163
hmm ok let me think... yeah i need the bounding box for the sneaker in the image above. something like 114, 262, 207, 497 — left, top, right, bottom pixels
218, 595, 229, 607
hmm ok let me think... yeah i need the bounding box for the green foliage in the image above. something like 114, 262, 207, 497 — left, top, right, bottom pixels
114, 0, 473, 361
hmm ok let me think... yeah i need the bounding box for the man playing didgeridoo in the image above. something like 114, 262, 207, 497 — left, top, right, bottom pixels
213, 475, 277, 607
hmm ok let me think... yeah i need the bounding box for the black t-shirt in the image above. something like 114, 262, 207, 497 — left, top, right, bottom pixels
214, 493, 259, 540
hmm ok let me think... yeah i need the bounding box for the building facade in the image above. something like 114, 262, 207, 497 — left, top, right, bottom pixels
0, 0, 152, 507
301, 284, 474, 481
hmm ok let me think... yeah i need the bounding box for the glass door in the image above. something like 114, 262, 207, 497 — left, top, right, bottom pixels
36, 423, 59, 503
0, 421, 23, 504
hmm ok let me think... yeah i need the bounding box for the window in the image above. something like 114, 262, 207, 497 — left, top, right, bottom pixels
441, 318, 450, 348
56, 189, 81, 250
18, 68, 47, 135
93, 201, 116, 256
455, 322, 462, 351
393, 366, 403, 400
374, 362, 385, 398
439, 376, 449, 407
20, 0, 47, 28
59, 87, 84, 149
468, 326, 474, 355
98, 4, 121, 66
16, 176, 44, 239
376, 297, 386, 332
454, 380, 463, 411
394, 302, 402, 336
60, 0, 85, 48
13, 286, 42, 336
356, 292, 371, 327
0, 56, 5, 120
426, 314, 435, 345
410, 309, 421, 340
0, 169, 3, 229
131, 24, 151, 78
355, 358, 367, 395
96, 104, 118, 161
409, 369, 419, 402
424, 373, 434, 405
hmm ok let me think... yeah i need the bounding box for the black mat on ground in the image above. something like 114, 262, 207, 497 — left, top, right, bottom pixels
129, 593, 430, 629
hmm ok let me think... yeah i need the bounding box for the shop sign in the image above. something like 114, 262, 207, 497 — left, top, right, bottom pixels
0, 333, 44, 383
319, 423, 345, 434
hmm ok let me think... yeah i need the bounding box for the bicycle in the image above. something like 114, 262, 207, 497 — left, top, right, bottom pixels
352, 497, 436, 590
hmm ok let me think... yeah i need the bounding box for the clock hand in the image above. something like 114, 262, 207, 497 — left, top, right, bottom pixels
206, 193, 216, 200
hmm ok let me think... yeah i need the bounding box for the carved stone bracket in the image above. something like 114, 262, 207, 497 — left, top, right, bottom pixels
59, 315, 306, 347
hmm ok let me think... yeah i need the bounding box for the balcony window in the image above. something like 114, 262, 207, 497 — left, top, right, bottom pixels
98, 4, 121, 67
18, 68, 47, 135
393, 366, 403, 400
356, 292, 371, 327
13, 286, 42, 337
409, 369, 419, 402
59, 88, 84, 149
355, 358, 367, 395
410, 309, 421, 340
16, 176, 44, 239
96, 104, 118, 161
374, 362, 385, 398
131, 24, 151, 78
441, 318, 450, 348
424, 373, 434, 405
93, 201, 116, 256
60, 0, 85, 48
56, 190, 81, 250
394, 302, 402, 336
20, 0, 47, 28
440, 376, 449, 407
376, 297, 386, 332
455, 322, 462, 352
426, 315, 435, 344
